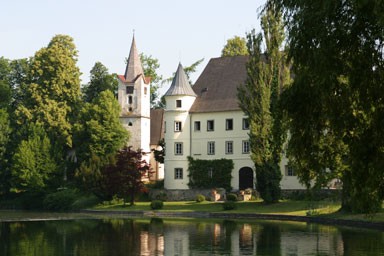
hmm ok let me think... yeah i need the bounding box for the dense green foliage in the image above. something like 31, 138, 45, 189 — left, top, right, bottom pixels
222, 201, 237, 210
195, 194, 205, 203
150, 200, 164, 210
238, 5, 289, 203
43, 189, 78, 211
226, 193, 238, 202
272, 0, 384, 213
11, 124, 59, 191
187, 157, 233, 191
140, 54, 163, 108
82, 62, 118, 102
221, 36, 248, 57
0, 35, 130, 209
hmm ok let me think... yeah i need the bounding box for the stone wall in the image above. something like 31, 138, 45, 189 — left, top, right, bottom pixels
149, 188, 226, 201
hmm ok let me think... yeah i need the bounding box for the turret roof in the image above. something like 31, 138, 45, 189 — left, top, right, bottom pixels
164, 63, 196, 97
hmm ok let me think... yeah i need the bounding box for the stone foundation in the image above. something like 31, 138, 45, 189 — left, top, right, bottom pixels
149, 188, 226, 201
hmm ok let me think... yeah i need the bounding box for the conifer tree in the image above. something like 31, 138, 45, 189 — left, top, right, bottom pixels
238, 5, 289, 203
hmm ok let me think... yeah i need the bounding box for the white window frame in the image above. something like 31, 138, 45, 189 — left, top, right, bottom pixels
176, 99, 182, 108
243, 118, 250, 130
174, 121, 182, 132
175, 142, 183, 155
207, 141, 215, 155
242, 140, 250, 154
225, 141, 234, 154
226, 119, 233, 130
207, 120, 214, 131
174, 168, 183, 179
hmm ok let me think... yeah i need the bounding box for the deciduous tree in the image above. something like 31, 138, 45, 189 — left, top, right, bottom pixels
221, 36, 248, 57
102, 147, 151, 205
271, 0, 384, 213
82, 62, 117, 102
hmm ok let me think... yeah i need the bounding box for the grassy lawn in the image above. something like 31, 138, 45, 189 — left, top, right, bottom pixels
93, 199, 384, 222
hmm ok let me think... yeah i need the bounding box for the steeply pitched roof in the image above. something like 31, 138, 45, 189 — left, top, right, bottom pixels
190, 56, 248, 113
150, 109, 164, 145
164, 63, 196, 97
124, 36, 144, 83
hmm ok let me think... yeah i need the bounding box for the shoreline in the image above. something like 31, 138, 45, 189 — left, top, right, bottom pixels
81, 209, 384, 231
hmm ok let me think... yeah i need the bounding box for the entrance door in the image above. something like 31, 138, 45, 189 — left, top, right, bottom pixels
239, 167, 254, 190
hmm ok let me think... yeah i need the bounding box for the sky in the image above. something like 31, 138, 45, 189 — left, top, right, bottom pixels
1, 0, 266, 95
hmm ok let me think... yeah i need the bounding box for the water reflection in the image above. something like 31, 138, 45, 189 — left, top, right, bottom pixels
0, 217, 383, 255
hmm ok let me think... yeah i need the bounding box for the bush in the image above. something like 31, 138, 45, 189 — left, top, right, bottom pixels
150, 200, 164, 210
226, 193, 238, 201
71, 194, 100, 210
222, 201, 236, 210
195, 194, 205, 203
43, 189, 78, 211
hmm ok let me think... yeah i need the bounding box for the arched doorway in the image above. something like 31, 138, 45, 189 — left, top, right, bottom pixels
239, 167, 254, 190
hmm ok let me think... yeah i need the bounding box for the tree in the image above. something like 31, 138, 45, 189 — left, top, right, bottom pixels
237, 5, 289, 203
221, 36, 248, 57
152, 138, 165, 164
102, 146, 151, 205
74, 90, 128, 164
140, 54, 163, 108
272, 0, 384, 213
11, 124, 58, 192
15, 34, 81, 148
82, 62, 118, 102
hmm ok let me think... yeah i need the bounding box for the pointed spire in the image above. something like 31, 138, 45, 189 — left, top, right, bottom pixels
124, 35, 144, 82
165, 63, 196, 96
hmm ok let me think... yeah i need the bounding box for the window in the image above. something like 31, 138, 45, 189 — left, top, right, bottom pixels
226, 119, 233, 130
174, 121, 182, 132
194, 121, 201, 131
174, 168, 183, 179
128, 122, 133, 126
207, 141, 215, 155
285, 165, 296, 176
175, 142, 183, 155
176, 100, 182, 108
242, 140, 250, 154
225, 141, 233, 154
144, 87, 148, 95
207, 120, 214, 131
208, 167, 213, 178
243, 118, 250, 130
126, 86, 134, 94
128, 95, 133, 104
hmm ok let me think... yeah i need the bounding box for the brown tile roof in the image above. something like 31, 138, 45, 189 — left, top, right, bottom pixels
190, 56, 248, 113
150, 109, 164, 145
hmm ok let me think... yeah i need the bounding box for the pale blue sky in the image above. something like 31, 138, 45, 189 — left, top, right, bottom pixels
1, 0, 266, 94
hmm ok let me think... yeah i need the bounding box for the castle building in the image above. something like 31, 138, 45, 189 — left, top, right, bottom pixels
163, 56, 304, 190
117, 37, 303, 190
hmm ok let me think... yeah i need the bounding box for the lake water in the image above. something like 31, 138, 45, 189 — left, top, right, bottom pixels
0, 216, 383, 255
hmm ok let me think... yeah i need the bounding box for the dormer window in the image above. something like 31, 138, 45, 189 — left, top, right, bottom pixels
176, 100, 182, 108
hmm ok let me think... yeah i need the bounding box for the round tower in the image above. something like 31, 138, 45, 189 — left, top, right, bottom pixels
164, 63, 196, 189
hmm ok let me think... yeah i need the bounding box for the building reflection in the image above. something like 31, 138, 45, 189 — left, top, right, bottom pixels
136, 219, 346, 256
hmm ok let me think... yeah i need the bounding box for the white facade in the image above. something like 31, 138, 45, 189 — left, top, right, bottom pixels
163, 57, 306, 191
164, 95, 196, 189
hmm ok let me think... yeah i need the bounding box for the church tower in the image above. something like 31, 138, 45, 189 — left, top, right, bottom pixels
117, 36, 151, 155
